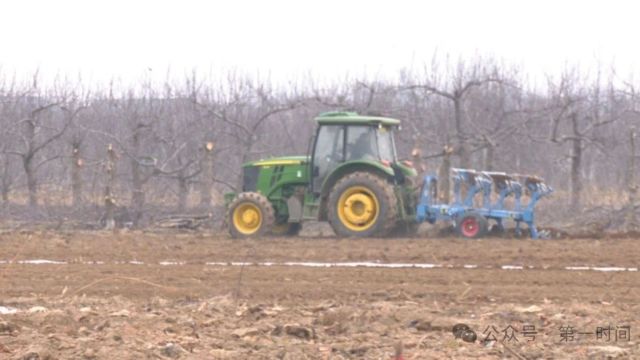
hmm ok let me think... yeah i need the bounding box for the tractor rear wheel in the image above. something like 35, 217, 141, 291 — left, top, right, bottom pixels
328, 172, 397, 237
456, 212, 488, 239
228, 192, 275, 238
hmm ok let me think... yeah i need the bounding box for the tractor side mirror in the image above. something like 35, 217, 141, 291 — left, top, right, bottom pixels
313, 165, 320, 177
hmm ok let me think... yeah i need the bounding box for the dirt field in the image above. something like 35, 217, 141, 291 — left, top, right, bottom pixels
0, 229, 639, 359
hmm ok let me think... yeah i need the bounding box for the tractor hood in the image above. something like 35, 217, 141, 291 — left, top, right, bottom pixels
244, 156, 309, 168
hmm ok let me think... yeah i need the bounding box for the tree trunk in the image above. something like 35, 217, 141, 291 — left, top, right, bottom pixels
569, 115, 582, 210
131, 163, 144, 227
178, 171, 188, 212
104, 144, 117, 230
438, 145, 453, 203
71, 146, 83, 207
453, 98, 470, 168
199, 142, 214, 207
238, 140, 253, 187
410, 132, 426, 173
24, 157, 37, 209
130, 130, 144, 227
1, 183, 7, 203
629, 128, 637, 193
484, 144, 495, 171
626, 128, 637, 230
1, 156, 10, 203
24, 119, 37, 209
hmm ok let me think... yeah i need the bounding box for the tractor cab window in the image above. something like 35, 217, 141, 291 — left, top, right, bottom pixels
345, 125, 396, 162
312, 125, 344, 191
376, 126, 396, 162
346, 126, 376, 161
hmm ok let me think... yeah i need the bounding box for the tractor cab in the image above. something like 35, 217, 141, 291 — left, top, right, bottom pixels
310, 111, 412, 195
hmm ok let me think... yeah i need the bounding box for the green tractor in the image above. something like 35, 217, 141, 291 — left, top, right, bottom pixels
225, 111, 418, 238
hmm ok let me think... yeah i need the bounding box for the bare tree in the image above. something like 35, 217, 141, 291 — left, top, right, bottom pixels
0, 62, 636, 227
3, 96, 76, 208
194, 79, 302, 186
401, 61, 506, 168
548, 70, 621, 209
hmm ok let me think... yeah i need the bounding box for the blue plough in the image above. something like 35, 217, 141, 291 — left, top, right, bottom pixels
415, 168, 553, 239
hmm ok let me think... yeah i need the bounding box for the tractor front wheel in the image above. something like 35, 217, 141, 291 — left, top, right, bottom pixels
456, 212, 488, 239
328, 172, 397, 237
228, 192, 275, 238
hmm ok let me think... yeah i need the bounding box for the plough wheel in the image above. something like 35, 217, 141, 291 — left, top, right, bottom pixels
456, 212, 488, 239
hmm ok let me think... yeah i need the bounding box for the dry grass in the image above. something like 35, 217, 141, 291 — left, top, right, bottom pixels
551, 186, 631, 208
2, 185, 225, 209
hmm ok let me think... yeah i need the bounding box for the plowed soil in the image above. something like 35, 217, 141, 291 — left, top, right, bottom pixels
0, 230, 639, 359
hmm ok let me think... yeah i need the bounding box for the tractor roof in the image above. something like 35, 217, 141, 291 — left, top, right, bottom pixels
314, 111, 401, 126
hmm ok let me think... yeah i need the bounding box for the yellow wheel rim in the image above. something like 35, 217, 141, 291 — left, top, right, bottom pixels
337, 186, 379, 232
233, 203, 262, 235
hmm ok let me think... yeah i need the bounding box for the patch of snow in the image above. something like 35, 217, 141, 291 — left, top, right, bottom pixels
159, 261, 185, 266
28, 306, 47, 313
0, 306, 18, 314
3, 259, 637, 274
566, 266, 590, 271
592, 267, 628, 272
18, 259, 66, 265
501, 265, 524, 270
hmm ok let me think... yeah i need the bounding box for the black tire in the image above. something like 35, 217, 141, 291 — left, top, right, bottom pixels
327, 172, 398, 237
456, 212, 488, 239
270, 222, 302, 236
227, 192, 275, 238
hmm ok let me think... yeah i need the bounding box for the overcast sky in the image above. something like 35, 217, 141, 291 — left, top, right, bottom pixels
1, 0, 637, 87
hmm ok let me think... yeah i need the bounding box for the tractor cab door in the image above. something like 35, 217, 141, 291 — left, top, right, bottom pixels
311, 125, 344, 193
